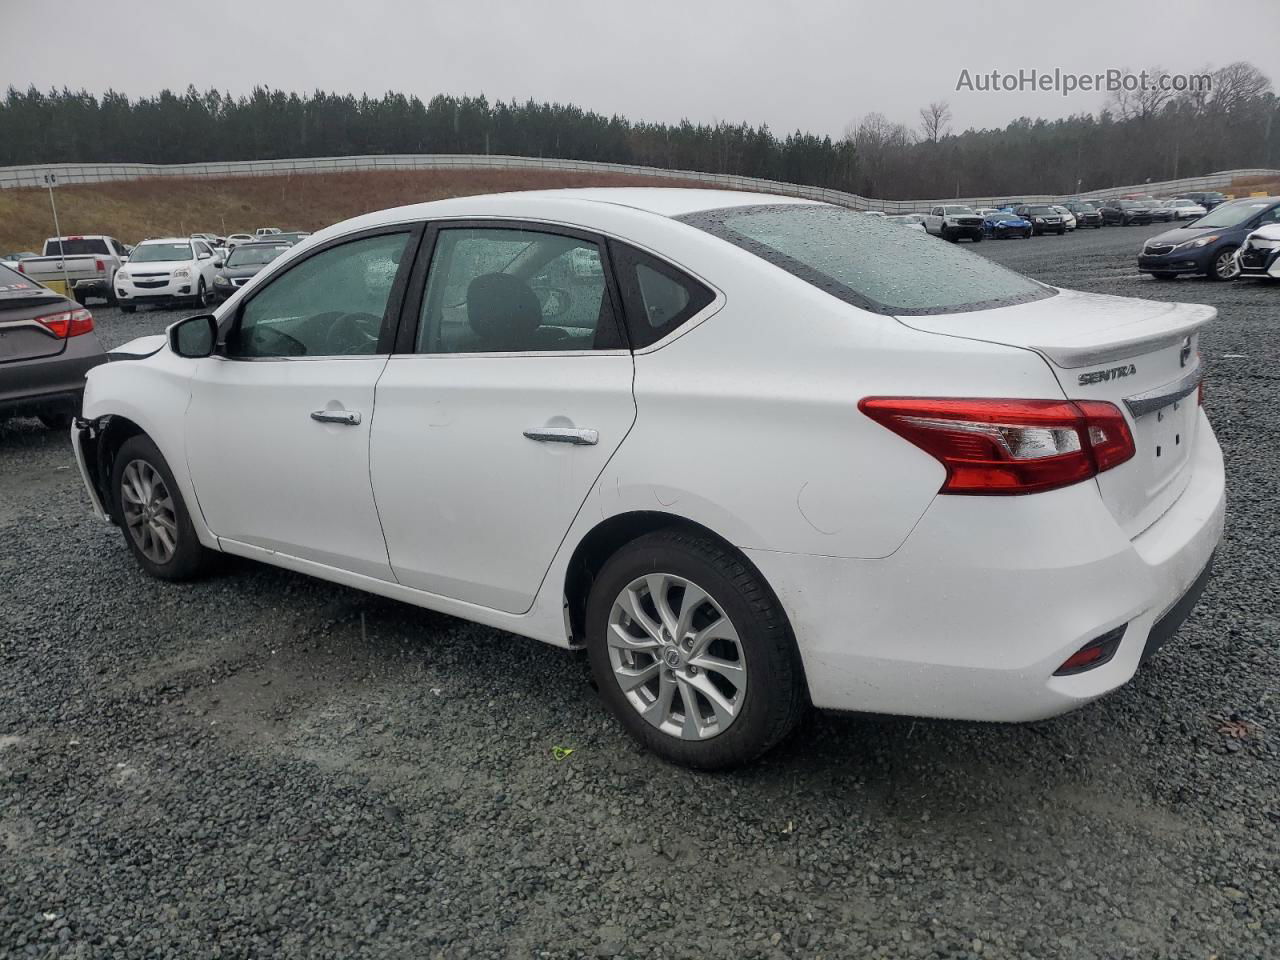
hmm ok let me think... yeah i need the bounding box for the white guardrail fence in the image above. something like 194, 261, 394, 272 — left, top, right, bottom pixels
0, 155, 1276, 213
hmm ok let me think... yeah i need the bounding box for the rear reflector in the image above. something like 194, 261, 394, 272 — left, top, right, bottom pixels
1054, 625, 1127, 675
34, 307, 95, 339
859, 397, 1135, 495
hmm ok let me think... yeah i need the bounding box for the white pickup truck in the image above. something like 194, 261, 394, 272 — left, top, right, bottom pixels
15, 236, 130, 305
922, 205, 985, 243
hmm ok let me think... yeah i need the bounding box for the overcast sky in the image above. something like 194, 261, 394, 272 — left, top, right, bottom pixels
3, 0, 1278, 137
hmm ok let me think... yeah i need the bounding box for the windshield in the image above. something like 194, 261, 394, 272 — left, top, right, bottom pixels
227, 244, 290, 267
131, 242, 194, 262
1193, 199, 1275, 228
1026, 206, 1057, 215
942, 206, 975, 215
45, 238, 109, 257
679, 203, 1051, 316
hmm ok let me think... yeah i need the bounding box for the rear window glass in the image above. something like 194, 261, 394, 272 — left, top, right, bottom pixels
227, 244, 290, 267
679, 204, 1051, 316
45, 238, 109, 256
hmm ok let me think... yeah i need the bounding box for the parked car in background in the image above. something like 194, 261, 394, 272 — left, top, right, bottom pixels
255, 227, 282, 237
1062, 201, 1103, 228
15, 236, 129, 305
1139, 200, 1175, 223
1139, 196, 1280, 281
1164, 199, 1208, 220
0, 260, 106, 429
1180, 191, 1228, 211
923, 205, 984, 242
1052, 205, 1077, 231
981, 209, 1033, 239
114, 237, 222, 312
71, 188, 1225, 769
886, 214, 927, 231
225, 234, 255, 249
1235, 223, 1280, 280
1013, 204, 1066, 235
1100, 200, 1153, 226
212, 240, 293, 300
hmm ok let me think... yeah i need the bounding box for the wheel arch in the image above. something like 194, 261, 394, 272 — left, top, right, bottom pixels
561, 510, 792, 649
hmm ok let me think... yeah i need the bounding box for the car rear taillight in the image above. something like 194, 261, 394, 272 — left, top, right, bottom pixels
34, 307, 95, 339
95, 259, 106, 273
16, 261, 25, 273
1054, 625, 1126, 675
859, 397, 1136, 495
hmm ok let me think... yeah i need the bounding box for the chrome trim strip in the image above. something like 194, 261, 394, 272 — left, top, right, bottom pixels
1123, 366, 1202, 418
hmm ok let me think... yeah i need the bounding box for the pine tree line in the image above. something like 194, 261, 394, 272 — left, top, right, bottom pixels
1, 61, 1275, 200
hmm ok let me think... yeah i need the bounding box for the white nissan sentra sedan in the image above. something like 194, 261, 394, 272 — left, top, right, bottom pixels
72, 189, 1225, 769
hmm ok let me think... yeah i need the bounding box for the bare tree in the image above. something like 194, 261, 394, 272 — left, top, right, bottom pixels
1108, 66, 1175, 121
1210, 61, 1271, 113
918, 100, 952, 142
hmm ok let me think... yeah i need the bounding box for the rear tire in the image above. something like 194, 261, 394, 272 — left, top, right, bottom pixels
110, 434, 215, 581
585, 529, 806, 770
72, 290, 86, 306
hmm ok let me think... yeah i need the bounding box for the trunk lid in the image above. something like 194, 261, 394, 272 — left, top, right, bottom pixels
0, 285, 72, 363
898, 287, 1212, 538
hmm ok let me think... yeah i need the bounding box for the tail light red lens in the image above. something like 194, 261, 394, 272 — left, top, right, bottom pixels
16, 261, 25, 273
859, 397, 1136, 495
94, 259, 106, 273
34, 307, 95, 339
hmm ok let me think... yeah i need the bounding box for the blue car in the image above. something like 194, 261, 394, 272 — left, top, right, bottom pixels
1139, 196, 1280, 281
981, 210, 1033, 239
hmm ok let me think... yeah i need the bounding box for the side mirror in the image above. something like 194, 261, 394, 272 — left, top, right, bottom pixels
170, 314, 218, 358
213, 259, 224, 268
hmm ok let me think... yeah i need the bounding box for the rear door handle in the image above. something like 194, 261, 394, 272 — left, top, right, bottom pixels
523, 427, 598, 446
311, 409, 362, 426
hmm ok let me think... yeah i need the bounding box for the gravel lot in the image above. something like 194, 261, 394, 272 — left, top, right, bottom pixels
2, 224, 1276, 959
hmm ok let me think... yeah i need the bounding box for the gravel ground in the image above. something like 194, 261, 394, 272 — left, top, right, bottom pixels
1, 226, 1276, 959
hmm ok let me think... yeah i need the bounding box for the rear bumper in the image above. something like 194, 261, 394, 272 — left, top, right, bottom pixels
747, 412, 1225, 721
0, 336, 106, 417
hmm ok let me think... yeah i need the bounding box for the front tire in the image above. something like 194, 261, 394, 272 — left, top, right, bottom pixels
972, 232, 983, 243
1208, 247, 1240, 282
111, 434, 214, 581
585, 529, 805, 770
193, 278, 208, 307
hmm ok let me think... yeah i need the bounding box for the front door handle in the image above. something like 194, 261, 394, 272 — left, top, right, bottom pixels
523, 427, 598, 446
311, 409, 362, 426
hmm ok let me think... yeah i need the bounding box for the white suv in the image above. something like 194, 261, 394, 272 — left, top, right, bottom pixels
115, 238, 220, 313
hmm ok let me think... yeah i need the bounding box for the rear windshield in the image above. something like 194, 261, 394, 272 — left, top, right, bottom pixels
131, 242, 193, 262
679, 203, 1052, 316
45, 238, 109, 256
0, 262, 58, 300
227, 244, 290, 267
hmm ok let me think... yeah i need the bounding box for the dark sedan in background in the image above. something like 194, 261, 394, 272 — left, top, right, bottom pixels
1062, 200, 1103, 228
1099, 200, 1154, 226
212, 240, 294, 300
0, 262, 107, 429
1139, 196, 1280, 281
1012, 204, 1066, 235
1180, 191, 1229, 211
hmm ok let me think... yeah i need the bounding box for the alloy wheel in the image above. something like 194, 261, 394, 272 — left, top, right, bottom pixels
1214, 249, 1240, 280
607, 573, 746, 740
120, 459, 179, 564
